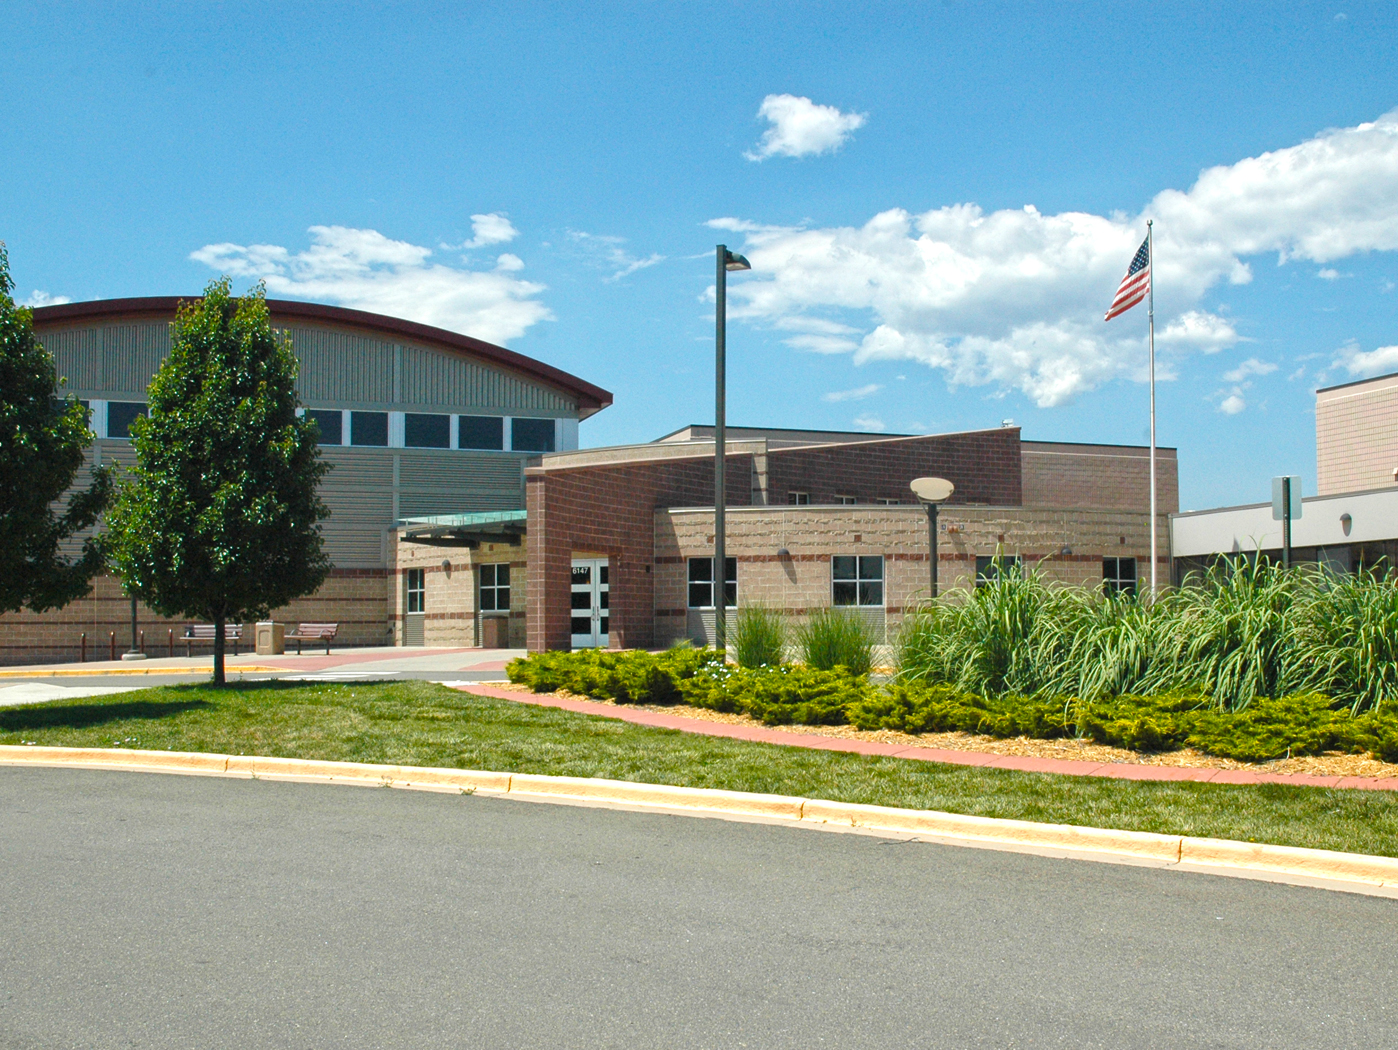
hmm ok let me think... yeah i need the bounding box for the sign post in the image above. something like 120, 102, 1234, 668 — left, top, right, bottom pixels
1271, 475, 1302, 569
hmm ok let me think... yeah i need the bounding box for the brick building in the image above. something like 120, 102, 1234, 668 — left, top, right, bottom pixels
1, 297, 608, 664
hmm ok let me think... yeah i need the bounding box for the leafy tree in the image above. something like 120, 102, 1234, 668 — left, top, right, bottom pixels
108, 278, 331, 684
0, 242, 110, 613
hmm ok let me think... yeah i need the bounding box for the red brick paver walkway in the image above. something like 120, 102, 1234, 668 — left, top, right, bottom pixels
459, 683, 1398, 793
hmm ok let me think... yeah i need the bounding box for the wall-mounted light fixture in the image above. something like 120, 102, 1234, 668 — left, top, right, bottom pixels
777, 547, 790, 558
1341, 512, 1353, 537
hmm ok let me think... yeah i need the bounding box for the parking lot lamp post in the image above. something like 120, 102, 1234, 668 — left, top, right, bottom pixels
911, 477, 955, 599
714, 244, 750, 656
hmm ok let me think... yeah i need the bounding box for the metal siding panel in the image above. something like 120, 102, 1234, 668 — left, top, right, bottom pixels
398, 343, 575, 414
286, 327, 394, 404
40, 328, 102, 389
101, 324, 169, 395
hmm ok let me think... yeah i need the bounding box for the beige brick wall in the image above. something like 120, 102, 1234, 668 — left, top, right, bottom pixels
0, 570, 391, 665
653, 504, 1163, 647
1021, 442, 1179, 513
1316, 375, 1398, 496
390, 535, 527, 648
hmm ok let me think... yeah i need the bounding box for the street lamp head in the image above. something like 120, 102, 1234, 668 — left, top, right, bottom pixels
722, 249, 751, 272
910, 477, 955, 504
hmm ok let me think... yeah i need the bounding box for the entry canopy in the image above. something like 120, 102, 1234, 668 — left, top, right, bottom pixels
400, 509, 527, 548
910, 477, 955, 503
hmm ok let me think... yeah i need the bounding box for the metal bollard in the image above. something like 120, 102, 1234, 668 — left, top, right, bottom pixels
139, 629, 145, 654
168, 628, 174, 657
80, 632, 87, 663
108, 632, 116, 661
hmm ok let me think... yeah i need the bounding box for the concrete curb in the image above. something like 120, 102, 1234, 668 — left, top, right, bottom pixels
3, 744, 1398, 893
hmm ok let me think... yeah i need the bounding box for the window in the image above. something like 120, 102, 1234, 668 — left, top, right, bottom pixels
835, 495, 857, 505
458, 416, 504, 451
876, 498, 900, 505
306, 409, 343, 445
406, 568, 425, 613
512, 417, 555, 452
405, 413, 450, 449
687, 556, 736, 609
788, 491, 810, 505
976, 555, 1023, 587
833, 555, 883, 607
107, 401, 147, 440
479, 563, 511, 611
351, 411, 389, 447
1102, 557, 1137, 597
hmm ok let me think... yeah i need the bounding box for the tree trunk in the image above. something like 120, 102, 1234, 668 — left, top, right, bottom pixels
213, 616, 226, 687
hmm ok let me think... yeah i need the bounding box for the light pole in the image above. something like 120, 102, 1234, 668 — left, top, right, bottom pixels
714, 244, 750, 656
911, 477, 955, 599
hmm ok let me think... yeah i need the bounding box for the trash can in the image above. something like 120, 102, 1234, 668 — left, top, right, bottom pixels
255, 621, 285, 656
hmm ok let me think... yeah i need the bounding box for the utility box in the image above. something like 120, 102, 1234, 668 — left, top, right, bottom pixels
255, 621, 285, 656
480, 616, 507, 649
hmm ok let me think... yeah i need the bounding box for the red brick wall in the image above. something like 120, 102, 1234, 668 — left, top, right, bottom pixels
765, 429, 1022, 507
526, 453, 754, 652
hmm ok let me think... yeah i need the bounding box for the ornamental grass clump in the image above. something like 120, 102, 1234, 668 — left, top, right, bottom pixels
731, 604, 787, 668
795, 607, 878, 676
1291, 567, 1398, 713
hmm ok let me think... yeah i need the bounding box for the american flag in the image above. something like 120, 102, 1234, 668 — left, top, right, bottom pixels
1104, 236, 1150, 321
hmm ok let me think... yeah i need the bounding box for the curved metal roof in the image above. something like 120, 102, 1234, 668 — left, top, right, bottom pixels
30, 296, 613, 418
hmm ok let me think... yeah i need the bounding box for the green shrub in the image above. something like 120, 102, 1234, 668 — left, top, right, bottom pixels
731, 605, 787, 668
848, 682, 1070, 739
679, 664, 868, 725
1184, 692, 1366, 762
505, 647, 722, 704
796, 608, 878, 676
1073, 693, 1205, 752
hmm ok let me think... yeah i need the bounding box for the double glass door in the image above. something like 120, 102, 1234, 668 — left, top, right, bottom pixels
570, 559, 609, 648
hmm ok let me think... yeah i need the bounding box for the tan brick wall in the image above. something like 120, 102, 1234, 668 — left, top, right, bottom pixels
1021, 441, 1179, 513
0, 569, 390, 665
390, 535, 527, 648
1316, 375, 1398, 496
653, 505, 1164, 647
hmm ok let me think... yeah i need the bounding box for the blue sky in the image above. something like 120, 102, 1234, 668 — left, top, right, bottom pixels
4, 2, 1396, 510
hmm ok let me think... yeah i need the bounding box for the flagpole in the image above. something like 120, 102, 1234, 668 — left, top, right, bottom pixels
1147, 219, 1157, 600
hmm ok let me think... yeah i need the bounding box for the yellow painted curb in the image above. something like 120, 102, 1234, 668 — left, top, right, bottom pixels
2, 744, 1396, 892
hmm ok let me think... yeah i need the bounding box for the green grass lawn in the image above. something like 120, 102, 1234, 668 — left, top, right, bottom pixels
4, 680, 1397, 857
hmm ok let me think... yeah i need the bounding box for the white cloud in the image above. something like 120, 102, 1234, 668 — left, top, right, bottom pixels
21, 290, 71, 307
1317, 267, 1343, 280
442, 212, 519, 251
710, 108, 1398, 406
1223, 357, 1278, 382
822, 383, 882, 402
744, 94, 866, 161
495, 253, 524, 272
852, 414, 886, 432
1219, 393, 1247, 414
568, 230, 665, 282
1335, 341, 1398, 377
191, 225, 551, 345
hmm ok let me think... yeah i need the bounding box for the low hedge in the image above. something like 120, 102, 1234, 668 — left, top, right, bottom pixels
505, 649, 1398, 763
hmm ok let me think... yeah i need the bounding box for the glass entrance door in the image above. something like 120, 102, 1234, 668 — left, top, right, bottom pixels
570, 558, 609, 648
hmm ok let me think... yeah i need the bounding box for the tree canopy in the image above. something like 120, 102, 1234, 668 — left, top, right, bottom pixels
108, 278, 331, 684
0, 242, 110, 613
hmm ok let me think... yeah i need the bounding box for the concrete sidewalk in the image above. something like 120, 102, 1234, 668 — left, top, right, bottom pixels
0, 646, 521, 698
461, 683, 1398, 793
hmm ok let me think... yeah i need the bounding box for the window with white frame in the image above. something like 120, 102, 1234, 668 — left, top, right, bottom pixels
479, 563, 511, 611
832, 555, 883, 607
406, 568, 425, 613
687, 557, 736, 609
1102, 557, 1137, 597
305, 409, 343, 445
835, 495, 856, 505
788, 491, 809, 505
106, 401, 147, 440
876, 497, 900, 505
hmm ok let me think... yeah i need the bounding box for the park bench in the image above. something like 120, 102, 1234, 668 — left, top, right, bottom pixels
286, 622, 339, 655
182, 623, 242, 657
